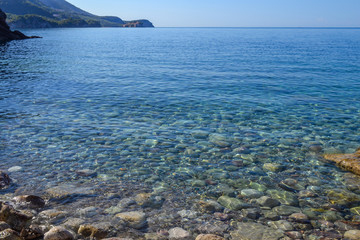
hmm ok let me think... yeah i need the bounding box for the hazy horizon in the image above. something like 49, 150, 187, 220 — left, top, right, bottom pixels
67, 0, 360, 28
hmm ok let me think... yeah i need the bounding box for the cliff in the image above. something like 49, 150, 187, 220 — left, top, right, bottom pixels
0, 8, 39, 43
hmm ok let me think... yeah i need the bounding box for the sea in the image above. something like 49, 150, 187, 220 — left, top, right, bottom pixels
1, 28, 360, 236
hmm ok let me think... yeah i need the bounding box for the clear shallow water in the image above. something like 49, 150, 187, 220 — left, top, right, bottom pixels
1, 28, 360, 230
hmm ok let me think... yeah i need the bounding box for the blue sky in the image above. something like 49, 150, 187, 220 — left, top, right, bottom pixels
67, 0, 360, 27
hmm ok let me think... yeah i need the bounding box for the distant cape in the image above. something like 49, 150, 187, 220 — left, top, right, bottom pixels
0, 0, 154, 28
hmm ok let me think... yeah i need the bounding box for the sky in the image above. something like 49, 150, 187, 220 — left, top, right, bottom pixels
67, 0, 360, 27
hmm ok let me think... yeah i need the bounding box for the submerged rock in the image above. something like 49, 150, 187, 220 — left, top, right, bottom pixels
230, 222, 284, 240
0, 171, 11, 189
168, 227, 190, 239
323, 148, 360, 175
0, 203, 32, 232
13, 195, 46, 209
195, 234, 225, 240
115, 211, 146, 229
0, 228, 22, 240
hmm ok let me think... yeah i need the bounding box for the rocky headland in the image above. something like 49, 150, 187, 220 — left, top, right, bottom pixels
0, 8, 39, 43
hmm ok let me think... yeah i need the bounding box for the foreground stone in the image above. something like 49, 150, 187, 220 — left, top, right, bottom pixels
0, 9, 40, 43
344, 230, 360, 240
230, 222, 284, 240
13, 195, 46, 209
195, 234, 225, 240
0, 203, 32, 232
168, 227, 190, 239
0, 228, 22, 240
323, 148, 360, 175
115, 211, 146, 229
44, 226, 74, 240
0, 171, 11, 189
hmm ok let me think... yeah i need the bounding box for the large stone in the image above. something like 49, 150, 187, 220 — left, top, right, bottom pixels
272, 206, 301, 216
0, 172, 11, 189
323, 148, 360, 175
217, 196, 251, 210
78, 223, 113, 239
168, 227, 190, 239
266, 189, 299, 206
209, 134, 232, 147
115, 211, 146, 229
0, 203, 32, 231
240, 189, 264, 199
195, 234, 225, 240
13, 195, 46, 209
0, 222, 10, 231
344, 230, 360, 240
196, 200, 224, 213
326, 189, 360, 206
256, 196, 281, 208
20, 225, 44, 240
230, 222, 284, 240
0, 229, 22, 240
44, 227, 74, 240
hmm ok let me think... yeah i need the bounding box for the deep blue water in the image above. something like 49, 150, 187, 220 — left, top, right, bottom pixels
1, 28, 360, 207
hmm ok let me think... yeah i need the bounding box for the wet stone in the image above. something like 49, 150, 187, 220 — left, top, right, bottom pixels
197, 222, 229, 235
241, 189, 264, 199
272, 206, 301, 216
264, 211, 280, 221
319, 210, 343, 222
262, 163, 285, 173
242, 208, 261, 220
217, 196, 251, 211
230, 222, 284, 240
0, 172, 11, 189
0, 229, 22, 240
13, 195, 46, 209
62, 218, 86, 232
0, 222, 10, 231
257, 196, 281, 208
8, 167, 22, 173
0, 204, 32, 232
267, 190, 299, 206
20, 224, 44, 240
78, 223, 114, 240
268, 220, 293, 231
115, 211, 146, 229
334, 221, 356, 231
77, 206, 98, 218
285, 231, 303, 239
195, 234, 225, 240
177, 210, 198, 219
44, 226, 74, 240
196, 200, 224, 213
168, 227, 191, 240
344, 230, 360, 240
37, 210, 67, 224
135, 193, 164, 209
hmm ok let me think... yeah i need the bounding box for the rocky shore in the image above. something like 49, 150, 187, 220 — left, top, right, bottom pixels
2, 167, 360, 240
0, 8, 40, 43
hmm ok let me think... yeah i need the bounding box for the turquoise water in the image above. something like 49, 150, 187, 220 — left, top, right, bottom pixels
1, 28, 360, 229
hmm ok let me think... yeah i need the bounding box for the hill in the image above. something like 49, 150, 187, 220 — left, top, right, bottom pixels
0, 0, 153, 28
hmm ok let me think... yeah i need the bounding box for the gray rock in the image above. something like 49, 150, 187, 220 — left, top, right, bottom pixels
217, 196, 251, 210
77, 207, 98, 218
168, 227, 191, 239
0, 203, 32, 231
78, 223, 114, 239
116, 211, 146, 229
262, 163, 285, 172
195, 234, 225, 240
230, 222, 284, 240
344, 230, 360, 240
241, 189, 264, 199
266, 190, 299, 206
196, 200, 224, 213
242, 208, 261, 219
44, 226, 74, 240
257, 196, 281, 208
268, 220, 293, 231
177, 210, 198, 219
272, 206, 301, 216
209, 134, 232, 147
62, 218, 86, 232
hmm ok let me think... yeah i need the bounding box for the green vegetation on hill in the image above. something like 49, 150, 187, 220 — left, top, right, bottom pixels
0, 0, 153, 28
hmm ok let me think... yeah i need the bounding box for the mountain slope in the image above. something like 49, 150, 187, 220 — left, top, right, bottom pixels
0, 0, 153, 28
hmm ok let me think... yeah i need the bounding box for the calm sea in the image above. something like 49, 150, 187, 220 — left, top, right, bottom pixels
1, 27, 360, 224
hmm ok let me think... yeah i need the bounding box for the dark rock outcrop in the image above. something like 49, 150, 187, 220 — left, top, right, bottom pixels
0, 8, 39, 43
0, 171, 11, 189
